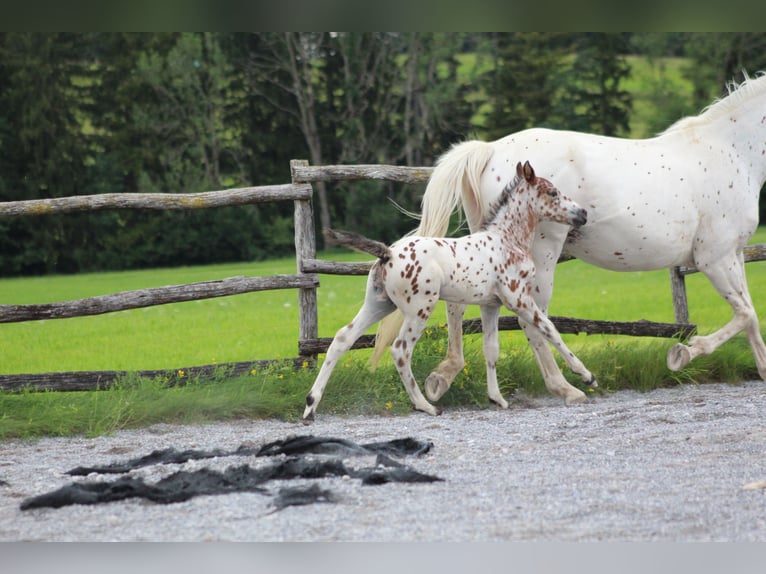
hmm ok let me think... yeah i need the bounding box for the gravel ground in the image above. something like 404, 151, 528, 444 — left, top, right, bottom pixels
3, 380, 766, 542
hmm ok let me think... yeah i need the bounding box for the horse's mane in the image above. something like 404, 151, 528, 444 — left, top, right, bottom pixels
661, 71, 766, 135
481, 173, 523, 230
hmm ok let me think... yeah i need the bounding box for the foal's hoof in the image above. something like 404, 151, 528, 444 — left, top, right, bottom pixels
490, 396, 509, 409
667, 343, 691, 372
425, 373, 451, 401
301, 409, 315, 425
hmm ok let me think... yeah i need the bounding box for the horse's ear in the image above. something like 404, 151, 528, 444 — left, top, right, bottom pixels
515, 162, 523, 178
522, 161, 535, 183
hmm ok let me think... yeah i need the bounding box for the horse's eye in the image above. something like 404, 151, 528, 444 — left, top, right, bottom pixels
548, 190, 559, 198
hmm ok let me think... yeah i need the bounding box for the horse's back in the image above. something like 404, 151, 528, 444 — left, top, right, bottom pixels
483, 128, 722, 271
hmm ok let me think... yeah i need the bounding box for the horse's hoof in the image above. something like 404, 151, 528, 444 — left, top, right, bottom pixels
425, 373, 451, 401
416, 403, 442, 416
667, 343, 691, 372
565, 389, 587, 405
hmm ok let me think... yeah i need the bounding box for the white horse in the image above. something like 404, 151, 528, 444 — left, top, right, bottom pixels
374, 72, 766, 405
303, 162, 591, 421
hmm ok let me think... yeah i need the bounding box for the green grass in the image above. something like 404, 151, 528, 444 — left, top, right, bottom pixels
1, 229, 765, 439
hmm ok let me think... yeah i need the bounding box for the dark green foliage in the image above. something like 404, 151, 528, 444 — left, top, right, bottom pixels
553, 33, 633, 136
1, 33, 765, 275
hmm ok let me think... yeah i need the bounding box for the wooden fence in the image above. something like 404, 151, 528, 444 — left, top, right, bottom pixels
0, 159, 763, 391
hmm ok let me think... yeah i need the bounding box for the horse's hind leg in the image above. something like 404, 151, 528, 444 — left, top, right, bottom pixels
667, 251, 766, 379
424, 302, 466, 401
480, 304, 509, 408
303, 282, 396, 422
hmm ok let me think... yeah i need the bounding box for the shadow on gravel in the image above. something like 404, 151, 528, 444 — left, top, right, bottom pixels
20, 435, 442, 513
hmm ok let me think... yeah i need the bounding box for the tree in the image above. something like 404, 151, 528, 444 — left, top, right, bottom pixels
399, 33, 474, 166
0, 33, 97, 274
553, 33, 633, 136
684, 33, 766, 222
481, 33, 567, 139
684, 33, 766, 106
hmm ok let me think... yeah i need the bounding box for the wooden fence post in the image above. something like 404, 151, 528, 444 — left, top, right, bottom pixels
292, 159, 318, 362
669, 266, 690, 325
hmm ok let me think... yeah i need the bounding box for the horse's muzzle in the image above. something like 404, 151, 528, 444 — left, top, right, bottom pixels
572, 208, 588, 228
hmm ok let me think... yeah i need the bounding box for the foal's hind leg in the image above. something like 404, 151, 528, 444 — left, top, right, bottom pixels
424, 302, 466, 401
667, 251, 766, 379
391, 314, 441, 416
303, 281, 396, 422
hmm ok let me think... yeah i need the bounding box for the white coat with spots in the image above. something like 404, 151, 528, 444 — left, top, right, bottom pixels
303, 161, 593, 421
375, 72, 766, 406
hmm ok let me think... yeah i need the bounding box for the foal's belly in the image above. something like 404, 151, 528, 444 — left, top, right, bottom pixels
438, 283, 501, 306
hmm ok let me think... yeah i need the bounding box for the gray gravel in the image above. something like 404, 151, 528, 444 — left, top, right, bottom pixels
2, 380, 766, 542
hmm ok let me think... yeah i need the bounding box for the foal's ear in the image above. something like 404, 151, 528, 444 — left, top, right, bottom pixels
522, 160, 536, 183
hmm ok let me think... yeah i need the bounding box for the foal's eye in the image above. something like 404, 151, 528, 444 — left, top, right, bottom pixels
548, 190, 559, 198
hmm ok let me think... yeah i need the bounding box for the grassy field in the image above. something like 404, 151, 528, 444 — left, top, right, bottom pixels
1, 228, 765, 438
0, 53, 763, 438
2, 229, 765, 375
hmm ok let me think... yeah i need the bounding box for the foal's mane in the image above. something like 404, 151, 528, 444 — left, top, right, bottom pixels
661, 71, 766, 134
481, 173, 523, 230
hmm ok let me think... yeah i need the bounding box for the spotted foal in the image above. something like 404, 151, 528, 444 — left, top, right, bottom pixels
303, 161, 595, 421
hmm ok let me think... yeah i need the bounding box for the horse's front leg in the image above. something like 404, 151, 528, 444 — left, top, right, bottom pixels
480, 304, 509, 408
502, 280, 594, 402
668, 250, 766, 379
515, 300, 597, 391
519, 318, 589, 404
424, 302, 466, 401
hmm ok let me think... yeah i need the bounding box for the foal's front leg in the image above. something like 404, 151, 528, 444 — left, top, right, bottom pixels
504, 290, 597, 391
480, 304, 509, 409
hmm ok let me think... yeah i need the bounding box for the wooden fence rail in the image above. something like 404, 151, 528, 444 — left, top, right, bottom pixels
0, 184, 312, 216
0, 274, 318, 323
0, 178, 317, 391
1, 158, 764, 392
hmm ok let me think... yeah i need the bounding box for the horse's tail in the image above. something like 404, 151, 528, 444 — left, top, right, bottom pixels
323, 228, 390, 262
416, 139, 495, 236
370, 139, 496, 369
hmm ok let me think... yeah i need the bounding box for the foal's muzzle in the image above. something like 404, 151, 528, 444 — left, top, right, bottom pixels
572, 208, 587, 228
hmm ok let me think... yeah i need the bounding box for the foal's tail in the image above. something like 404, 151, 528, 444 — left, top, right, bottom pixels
323, 228, 390, 262
371, 139, 496, 369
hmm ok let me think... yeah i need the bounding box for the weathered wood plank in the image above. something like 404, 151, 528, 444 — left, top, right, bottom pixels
0, 357, 309, 392
298, 317, 697, 355
669, 267, 690, 324
0, 184, 313, 216
292, 160, 319, 359
301, 258, 374, 275
303, 253, 571, 276
0, 274, 319, 323
292, 164, 433, 185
